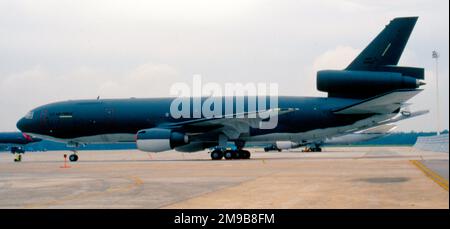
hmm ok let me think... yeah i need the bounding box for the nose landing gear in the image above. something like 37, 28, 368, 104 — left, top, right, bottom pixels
14, 154, 22, 162
69, 150, 79, 162
67, 142, 83, 162
11, 147, 25, 162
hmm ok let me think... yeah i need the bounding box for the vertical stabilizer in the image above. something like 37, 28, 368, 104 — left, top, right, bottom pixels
346, 17, 418, 71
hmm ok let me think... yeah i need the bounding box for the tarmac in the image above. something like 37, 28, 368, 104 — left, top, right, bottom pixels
0, 147, 448, 209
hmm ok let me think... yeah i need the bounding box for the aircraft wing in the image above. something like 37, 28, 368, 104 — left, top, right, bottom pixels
357, 124, 397, 134
339, 109, 428, 136
333, 89, 422, 115
311, 108, 428, 146
378, 109, 429, 124
159, 108, 296, 139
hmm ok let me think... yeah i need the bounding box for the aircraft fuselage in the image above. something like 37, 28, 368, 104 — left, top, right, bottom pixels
16, 96, 379, 147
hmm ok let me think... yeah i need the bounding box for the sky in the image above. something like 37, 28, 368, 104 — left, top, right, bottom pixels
0, 0, 448, 132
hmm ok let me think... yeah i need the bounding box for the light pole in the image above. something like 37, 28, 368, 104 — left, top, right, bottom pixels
432, 51, 440, 136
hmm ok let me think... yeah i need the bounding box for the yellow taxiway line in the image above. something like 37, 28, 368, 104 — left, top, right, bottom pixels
410, 160, 448, 192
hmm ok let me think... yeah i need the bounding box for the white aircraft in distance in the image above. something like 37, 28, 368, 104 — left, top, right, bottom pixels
262, 110, 429, 152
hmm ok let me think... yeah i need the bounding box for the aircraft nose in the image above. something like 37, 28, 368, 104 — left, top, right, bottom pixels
16, 118, 25, 131
16, 118, 30, 132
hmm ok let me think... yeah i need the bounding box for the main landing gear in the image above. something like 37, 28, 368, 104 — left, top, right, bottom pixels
210, 148, 251, 160
302, 146, 322, 152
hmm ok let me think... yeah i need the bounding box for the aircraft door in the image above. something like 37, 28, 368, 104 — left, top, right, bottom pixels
104, 107, 115, 129
39, 109, 49, 129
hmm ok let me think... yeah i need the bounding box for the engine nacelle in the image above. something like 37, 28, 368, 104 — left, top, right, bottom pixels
136, 128, 189, 152
275, 141, 300, 150
317, 70, 422, 97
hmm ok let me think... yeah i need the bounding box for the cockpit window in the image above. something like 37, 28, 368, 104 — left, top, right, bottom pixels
57, 112, 73, 119
24, 111, 34, 119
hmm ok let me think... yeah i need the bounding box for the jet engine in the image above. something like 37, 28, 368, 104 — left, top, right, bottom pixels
136, 128, 189, 152
317, 69, 424, 97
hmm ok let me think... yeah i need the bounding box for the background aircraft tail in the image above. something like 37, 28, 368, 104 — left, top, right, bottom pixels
316, 17, 425, 99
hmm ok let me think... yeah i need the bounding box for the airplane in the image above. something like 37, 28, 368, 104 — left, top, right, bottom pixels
262, 110, 429, 152
16, 17, 425, 162
262, 124, 397, 152
0, 132, 42, 158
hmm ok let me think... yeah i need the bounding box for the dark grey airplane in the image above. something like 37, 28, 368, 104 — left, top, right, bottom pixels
17, 17, 425, 162
0, 132, 42, 154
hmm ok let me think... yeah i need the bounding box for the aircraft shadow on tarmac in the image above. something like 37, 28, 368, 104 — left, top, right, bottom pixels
355, 177, 410, 183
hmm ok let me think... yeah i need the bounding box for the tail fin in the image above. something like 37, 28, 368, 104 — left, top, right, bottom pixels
317, 17, 425, 99
346, 17, 418, 71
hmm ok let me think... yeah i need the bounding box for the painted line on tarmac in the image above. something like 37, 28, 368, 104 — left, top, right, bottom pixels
410, 160, 448, 192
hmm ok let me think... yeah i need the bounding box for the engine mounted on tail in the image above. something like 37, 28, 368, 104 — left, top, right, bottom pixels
317, 17, 425, 99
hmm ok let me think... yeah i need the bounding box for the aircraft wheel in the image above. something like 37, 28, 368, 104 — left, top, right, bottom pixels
233, 150, 242, 159
69, 154, 78, 162
210, 149, 223, 160
14, 154, 22, 162
241, 150, 251, 159
224, 150, 234, 160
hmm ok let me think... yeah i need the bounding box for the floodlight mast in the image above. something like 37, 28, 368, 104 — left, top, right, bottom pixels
432, 51, 440, 136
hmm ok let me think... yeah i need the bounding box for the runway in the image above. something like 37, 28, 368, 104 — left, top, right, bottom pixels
0, 147, 448, 209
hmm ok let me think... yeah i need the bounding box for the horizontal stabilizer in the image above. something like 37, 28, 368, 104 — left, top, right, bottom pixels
333, 89, 422, 114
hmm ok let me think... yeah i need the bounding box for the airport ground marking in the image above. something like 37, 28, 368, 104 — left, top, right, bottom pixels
23, 175, 144, 208
410, 160, 448, 192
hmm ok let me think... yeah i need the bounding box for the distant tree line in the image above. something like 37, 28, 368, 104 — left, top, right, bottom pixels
347, 130, 449, 146
1, 130, 449, 152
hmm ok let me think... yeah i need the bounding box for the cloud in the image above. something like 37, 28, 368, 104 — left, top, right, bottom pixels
0, 0, 448, 132
296, 46, 360, 97
312, 46, 361, 71
0, 63, 182, 130
319, 0, 369, 13
397, 68, 450, 133
98, 63, 181, 98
